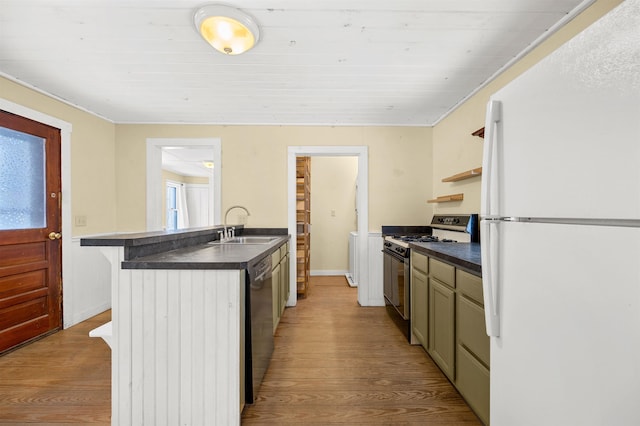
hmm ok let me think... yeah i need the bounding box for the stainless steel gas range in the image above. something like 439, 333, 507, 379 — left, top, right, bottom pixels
381, 214, 479, 340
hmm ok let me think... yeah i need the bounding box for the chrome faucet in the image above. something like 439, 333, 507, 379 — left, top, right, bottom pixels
223, 205, 250, 240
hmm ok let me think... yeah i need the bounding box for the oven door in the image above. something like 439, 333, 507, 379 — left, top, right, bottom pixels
383, 250, 410, 320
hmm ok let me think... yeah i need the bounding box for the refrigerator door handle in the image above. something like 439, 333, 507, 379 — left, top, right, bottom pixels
481, 220, 501, 337
481, 100, 502, 218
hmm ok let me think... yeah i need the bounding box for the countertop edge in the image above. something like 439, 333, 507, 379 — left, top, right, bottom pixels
120, 234, 290, 270
409, 242, 481, 276
122, 261, 249, 270
79, 226, 229, 247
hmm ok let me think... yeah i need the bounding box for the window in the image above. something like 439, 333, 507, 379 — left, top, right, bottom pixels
166, 182, 179, 230
0, 127, 47, 230
165, 181, 189, 230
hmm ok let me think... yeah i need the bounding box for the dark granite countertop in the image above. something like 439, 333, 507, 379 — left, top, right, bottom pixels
80, 226, 290, 270
409, 242, 481, 276
121, 235, 289, 270
79, 226, 224, 247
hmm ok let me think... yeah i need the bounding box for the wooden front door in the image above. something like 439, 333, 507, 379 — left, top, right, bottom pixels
0, 109, 62, 354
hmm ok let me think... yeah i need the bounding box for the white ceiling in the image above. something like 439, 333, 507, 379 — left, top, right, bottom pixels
162, 147, 214, 177
1, 0, 591, 126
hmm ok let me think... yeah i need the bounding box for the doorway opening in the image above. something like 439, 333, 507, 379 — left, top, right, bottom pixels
287, 146, 370, 307
146, 138, 221, 231
308, 156, 358, 278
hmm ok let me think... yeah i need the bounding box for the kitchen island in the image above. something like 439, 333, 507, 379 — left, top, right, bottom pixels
81, 227, 289, 426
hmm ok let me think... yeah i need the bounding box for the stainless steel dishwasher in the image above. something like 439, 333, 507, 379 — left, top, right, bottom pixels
245, 255, 274, 404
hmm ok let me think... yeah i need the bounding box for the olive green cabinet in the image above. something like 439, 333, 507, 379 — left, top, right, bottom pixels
410, 251, 429, 349
410, 250, 490, 425
272, 253, 281, 333
272, 242, 290, 333
428, 258, 456, 381
280, 244, 290, 312
455, 270, 490, 425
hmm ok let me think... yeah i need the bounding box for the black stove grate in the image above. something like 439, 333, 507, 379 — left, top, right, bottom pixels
397, 235, 439, 243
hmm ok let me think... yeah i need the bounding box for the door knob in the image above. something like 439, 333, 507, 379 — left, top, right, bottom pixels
48, 232, 62, 240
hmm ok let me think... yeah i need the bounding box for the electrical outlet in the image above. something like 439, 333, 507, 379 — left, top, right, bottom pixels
75, 215, 87, 227
331, 210, 336, 217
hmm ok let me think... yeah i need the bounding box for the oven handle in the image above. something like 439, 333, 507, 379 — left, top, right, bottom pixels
382, 250, 406, 263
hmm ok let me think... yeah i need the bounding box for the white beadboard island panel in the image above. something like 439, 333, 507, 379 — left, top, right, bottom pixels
101, 246, 244, 426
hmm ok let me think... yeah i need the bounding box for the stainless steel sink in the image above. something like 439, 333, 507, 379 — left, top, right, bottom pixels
209, 236, 279, 245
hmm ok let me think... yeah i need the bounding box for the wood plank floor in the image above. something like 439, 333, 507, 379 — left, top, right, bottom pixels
0, 310, 111, 425
0, 276, 481, 425
242, 276, 481, 425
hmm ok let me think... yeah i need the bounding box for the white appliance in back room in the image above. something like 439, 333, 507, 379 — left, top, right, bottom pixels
480, 1, 640, 425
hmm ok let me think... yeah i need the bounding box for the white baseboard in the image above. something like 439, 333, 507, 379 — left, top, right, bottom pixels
345, 273, 358, 287
73, 301, 111, 326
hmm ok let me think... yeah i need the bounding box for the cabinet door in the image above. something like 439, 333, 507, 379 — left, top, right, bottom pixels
428, 279, 455, 380
272, 262, 281, 333
457, 345, 490, 425
411, 267, 429, 350
281, 253, 289, 314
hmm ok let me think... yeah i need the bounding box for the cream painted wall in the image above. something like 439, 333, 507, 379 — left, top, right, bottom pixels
431, 0, 623, 215
115, 125, 433, 232
163, 169, 188, 184
162, 170, 208, 185
309, 156, 358, 272
0, 76, 117, 236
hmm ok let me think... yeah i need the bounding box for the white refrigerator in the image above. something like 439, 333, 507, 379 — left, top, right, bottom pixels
480, 1, 640, 425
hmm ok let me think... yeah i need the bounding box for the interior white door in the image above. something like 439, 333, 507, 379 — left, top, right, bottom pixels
186, 184, 210, 227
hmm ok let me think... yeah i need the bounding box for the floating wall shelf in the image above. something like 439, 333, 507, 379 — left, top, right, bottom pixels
441, 167, 483, 182
472, 127, 485, 138
427, 193, 464, 203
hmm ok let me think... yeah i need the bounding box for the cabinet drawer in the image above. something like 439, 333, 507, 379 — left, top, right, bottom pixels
411, 251, 428, 274
457, 295, 490, 366
430, 258, 455, 288
271, 250, 280, 266
280, 243, 288, 260
457, 270, 483, 305
456, 344, 490, 426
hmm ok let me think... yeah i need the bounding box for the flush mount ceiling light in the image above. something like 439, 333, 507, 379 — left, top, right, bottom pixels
194, 4, 260, 55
